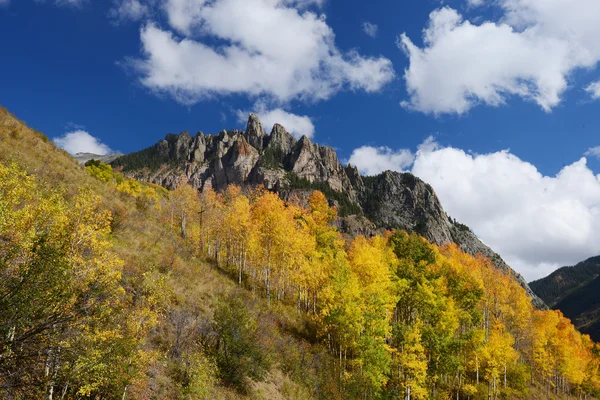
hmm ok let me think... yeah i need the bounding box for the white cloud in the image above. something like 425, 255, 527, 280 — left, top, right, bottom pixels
53, 131, 112, 155
362, 21, 378, 38
467, 0, 484, 6
109, 0, 150, 23
585, 81, 600, 100
349, 140, 600, 281
128, 0, 394, 105
0, 0, 10, 7
400, 1, 600, 115
348, 146, 414, 176
585, 146, 600, 159
236, 106, 315, 139
413, 143, 600, 281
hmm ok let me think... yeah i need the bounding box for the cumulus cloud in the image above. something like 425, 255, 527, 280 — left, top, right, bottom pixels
585, 81, 600, 100
362, 21, 378, 38
349, 140, 600, 280
53, 131, 112, 155
348, 146, 414, 176
109, 0, 150, 23
585, 146, 600, 159
127, 0, 394, 105
400, 1, 600, 115
236, 106, 315, 139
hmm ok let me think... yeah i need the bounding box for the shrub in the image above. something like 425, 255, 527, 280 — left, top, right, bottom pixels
213, 293, 270, 392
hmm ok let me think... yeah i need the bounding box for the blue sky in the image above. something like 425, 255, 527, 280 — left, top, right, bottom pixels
2, 0, 600, 280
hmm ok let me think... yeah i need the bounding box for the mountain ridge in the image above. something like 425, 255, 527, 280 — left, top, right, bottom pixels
530, 255, 600, 340
530, 255, 600, 307
73, 152, 123, 164
111, 114, 546, 309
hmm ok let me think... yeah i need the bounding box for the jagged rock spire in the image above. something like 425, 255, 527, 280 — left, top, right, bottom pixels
268, 123, 296, 156
244, 113, 265, 150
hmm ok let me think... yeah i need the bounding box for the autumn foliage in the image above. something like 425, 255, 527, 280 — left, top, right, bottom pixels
171, 182, 600, 399
1, 141, 599, 399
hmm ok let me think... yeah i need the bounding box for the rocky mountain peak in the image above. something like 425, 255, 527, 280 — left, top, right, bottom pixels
345, 164, 362, 187
270, 123, 286, 136
297, 135, 312, 147
266, 123, 296, 157
244, 113, 265, 149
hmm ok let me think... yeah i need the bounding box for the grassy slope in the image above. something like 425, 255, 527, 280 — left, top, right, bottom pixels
0, 106, 587, 400
0, 106, 317, 399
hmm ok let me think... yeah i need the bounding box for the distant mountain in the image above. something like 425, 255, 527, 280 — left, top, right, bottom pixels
530, 256, 600, 307
530, 256, 600, 340
111, 114, 546, 309
73, 152, 123, 165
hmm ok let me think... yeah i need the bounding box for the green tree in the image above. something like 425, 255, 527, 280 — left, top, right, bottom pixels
0, 162, 140, 399
213, 293, 270, 392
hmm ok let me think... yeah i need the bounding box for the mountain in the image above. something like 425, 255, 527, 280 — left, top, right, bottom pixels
112, 114, 545, 309
72, 152, 123, 164
4, 105, 598, 399
530, 256, 600, 307
530, 256, 600, 340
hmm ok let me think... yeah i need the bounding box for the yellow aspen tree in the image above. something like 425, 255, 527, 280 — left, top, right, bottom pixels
222, 185, 254, 285
250, 191, 294, 305
347, 235, 399, 396
397, 319, 428, 400
319, 256, 364, 393
531, 310, 560, 391
198, 186, 224, 260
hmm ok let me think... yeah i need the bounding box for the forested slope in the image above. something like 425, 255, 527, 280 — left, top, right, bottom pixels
530, 256, 600, 341
530, 256, 600, 307
1, 106, 598, 399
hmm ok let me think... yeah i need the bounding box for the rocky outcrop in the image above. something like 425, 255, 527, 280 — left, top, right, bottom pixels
360, 171, 453, 244
111, 114, 547, 309
266, 123, 296, 158
244, 113, 265, 150
113, 114, 356, 197
73, 152, 123, 164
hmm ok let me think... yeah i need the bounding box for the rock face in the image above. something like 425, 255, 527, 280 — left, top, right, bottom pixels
111, 114, 546, 309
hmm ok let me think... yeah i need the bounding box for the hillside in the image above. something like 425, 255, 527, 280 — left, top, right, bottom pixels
530, 256, 600, 307
0, 107, 313, 399
111, 114, 545, 309
554, 276, 600, 341
1, 106, 598, 400
530, 256, 600, 341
